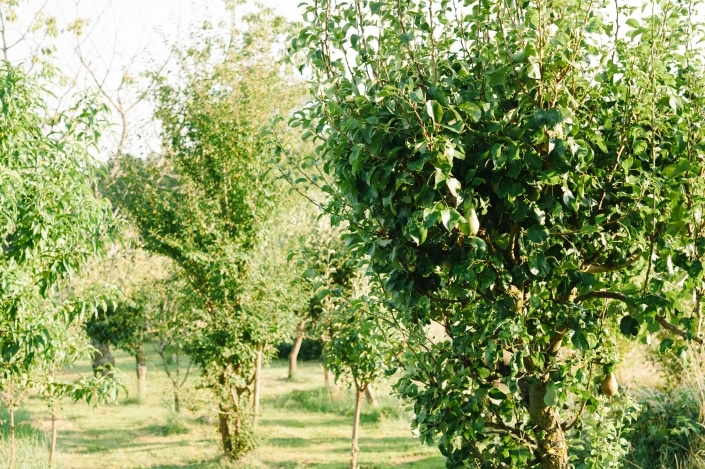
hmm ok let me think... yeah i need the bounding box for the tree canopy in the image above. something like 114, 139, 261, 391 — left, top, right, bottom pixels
292, 0, 705, 467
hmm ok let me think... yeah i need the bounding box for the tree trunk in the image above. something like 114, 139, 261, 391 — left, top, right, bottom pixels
365, 386, 377, 407
91, 339, 115, 377
528, 381, 569, 469
253, 345, 263, 430
288, 320, 306, 379
8, 407, 15, 469
323, 365, 336, 400
350, 385, 366, 469
218, 404, 233, 456
135, 347, 147, 402
173, 390, 181, 413
49, 410, 57, 468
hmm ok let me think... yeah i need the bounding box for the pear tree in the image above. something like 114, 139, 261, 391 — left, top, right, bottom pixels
292, 0, 705, 467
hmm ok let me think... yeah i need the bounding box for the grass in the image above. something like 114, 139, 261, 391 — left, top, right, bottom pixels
7, 348, 445, 469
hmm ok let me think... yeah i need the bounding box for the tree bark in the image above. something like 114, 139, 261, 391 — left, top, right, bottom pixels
528, 381, 569, 469
218, 404, 233, 456
49, 410, 57, 468
288, 320, 306, 379
365, 386, 377, 407
323, 365, 336, 400
135, 347, 147, 402
350, 385, 366, 469
253, 345, 263, 430
91, 339, 115, 378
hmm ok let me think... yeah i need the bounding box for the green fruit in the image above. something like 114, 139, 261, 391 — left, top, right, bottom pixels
467, 208, 480, 236
600, 373, 618, 397
459, 221, 472, 236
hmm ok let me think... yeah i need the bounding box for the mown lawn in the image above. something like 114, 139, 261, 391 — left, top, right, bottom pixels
0, 349, 445, 468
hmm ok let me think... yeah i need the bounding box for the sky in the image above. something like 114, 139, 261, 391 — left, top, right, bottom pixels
2, 0, 306, 158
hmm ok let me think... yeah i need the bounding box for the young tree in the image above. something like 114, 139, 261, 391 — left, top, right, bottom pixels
293, 0, 705, 467
0, 61, 115, 467
106, 7, 308, 459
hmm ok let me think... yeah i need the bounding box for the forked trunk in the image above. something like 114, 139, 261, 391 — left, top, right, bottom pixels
288, 320, 306, 379
528, 381, 568, 469
350, 385, 366, 469
218, 404, 233, 456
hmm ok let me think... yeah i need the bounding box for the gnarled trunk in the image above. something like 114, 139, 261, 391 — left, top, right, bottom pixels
91, 339, 115, 377
528, 381, 568, 469
218, 404, 233, 456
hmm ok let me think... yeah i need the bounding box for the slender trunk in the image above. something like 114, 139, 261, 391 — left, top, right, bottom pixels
288, 320, 306, 379
528, 381, 568, 469
323, 365, 335, 400
135, 347, 147, 402
8, 407, 15, 469
253, 345, 263, 430
49, 410, 57, 468
173, 390, 180, 413
365, 386, 377, 407
350, 385, 366, 469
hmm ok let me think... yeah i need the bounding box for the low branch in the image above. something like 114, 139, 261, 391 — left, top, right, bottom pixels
582, 252, 641, 274
484, 421, 537, 447
562, 400, 587, 431
655, 315, 704, 345
574, 291, 628, 303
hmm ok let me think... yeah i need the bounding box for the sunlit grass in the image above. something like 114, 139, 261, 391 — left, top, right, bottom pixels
7, 347, 444, 468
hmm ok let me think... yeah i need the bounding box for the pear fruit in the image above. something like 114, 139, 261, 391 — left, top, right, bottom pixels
600, 373, 618, 397
467, 208, 480, 236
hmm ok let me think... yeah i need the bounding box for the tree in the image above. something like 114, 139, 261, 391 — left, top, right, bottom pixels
316, 263, 400, 469
292, 0, 705, 467
106, 7, 308, 459
0, 61, 116, 468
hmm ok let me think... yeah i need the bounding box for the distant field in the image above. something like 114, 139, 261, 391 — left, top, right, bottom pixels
0, 349, 445, 468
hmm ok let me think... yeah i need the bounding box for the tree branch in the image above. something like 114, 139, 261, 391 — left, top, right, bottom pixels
574, 291, 628, 303
582, 252, 641, 274
655, 315, 704, 345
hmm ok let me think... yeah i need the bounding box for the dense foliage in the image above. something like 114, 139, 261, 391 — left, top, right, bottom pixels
292, 0, 705, 467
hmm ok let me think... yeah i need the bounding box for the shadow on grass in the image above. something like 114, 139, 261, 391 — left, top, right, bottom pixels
268, 454, 446, 469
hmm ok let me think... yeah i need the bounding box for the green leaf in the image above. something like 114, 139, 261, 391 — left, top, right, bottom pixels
526, 225, 549, 244
426, 100, 443, 125
571, 330, 590, 351
528, 252, 549, 277
659, 338, 675, 353
620, 315, 640, 337
460, 102, 482, 122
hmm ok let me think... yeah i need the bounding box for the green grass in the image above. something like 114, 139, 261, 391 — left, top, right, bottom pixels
8, 348, 445, 469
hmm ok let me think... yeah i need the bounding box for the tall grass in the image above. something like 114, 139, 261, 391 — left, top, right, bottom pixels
0, 407, 51, 469
625, 348, 705, 469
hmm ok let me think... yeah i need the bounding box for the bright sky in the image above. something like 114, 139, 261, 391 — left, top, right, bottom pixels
3, 0, 305, 158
